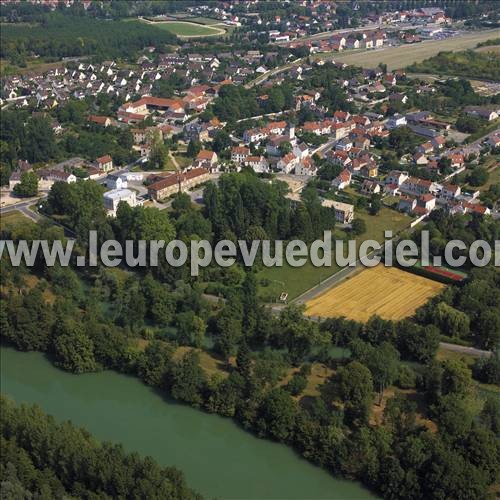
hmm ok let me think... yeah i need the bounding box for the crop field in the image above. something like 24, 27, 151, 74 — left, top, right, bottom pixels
143, 20, 225, 38
332, 30, 500, 69
305, 266, 445, 322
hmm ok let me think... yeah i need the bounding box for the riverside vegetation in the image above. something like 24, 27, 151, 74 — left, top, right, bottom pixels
1, 175, 499, 500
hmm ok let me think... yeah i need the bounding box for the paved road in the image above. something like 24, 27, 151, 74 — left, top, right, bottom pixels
439, 342, 492, 358
244, 59, 303, 89
1, 198, 45, 222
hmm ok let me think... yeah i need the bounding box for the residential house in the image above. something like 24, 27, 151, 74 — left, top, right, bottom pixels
277, 153, 297, 174
231, 146, 250, 163
361, 179, 381, 195
244, 155, 269, 173
401, 177, 438, 196
464, 106, 499, 122
448, 153, 465, 169
398, 196, 417, 214
88, 115, 111, 127
417, 194, 436, 212
295, 158, 317, 176
195, 150, 218, 169
322, 199, 354, 224
360, 162, 378, 178
96, 155, 113, 172
106, 173, 127, 190
385, 170, 409, 186
332, 169, 352, 190
386, 113, 407, 129
439, 183, 461, 200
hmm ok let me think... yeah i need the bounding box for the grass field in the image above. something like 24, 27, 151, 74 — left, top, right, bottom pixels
0, 210, 33, 230
475, 44, 500, 55
305, 266, 445, 322
331, 30, 500, 70
257, 206, 410, 301
143, 20, 225, 38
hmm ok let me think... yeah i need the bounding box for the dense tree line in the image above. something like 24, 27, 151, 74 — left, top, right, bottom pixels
2, 169, 500, 499
0, 396, 200, 499
408, 50, 500, 81
0, 13, 177, 63
203, 171, 336, 243
0, 108, 135, 185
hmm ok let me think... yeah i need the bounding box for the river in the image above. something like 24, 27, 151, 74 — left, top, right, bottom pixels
1, 346, 375, 500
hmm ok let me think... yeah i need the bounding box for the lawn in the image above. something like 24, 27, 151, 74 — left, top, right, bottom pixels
145, 20, 225, 38
257, 206, 411, 301
482, 163, 500, 190
475, 44, 500, 55
0, 210, 34, 230
330, 30, 500, 70
304, 265, 445, 322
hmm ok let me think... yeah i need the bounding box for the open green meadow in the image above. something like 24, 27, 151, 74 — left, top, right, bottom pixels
145, 21, 225, 38
257, 206, 411, 301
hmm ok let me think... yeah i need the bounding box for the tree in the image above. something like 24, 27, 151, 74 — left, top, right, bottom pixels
351, 341, 400, 402
285, 372, 307, 396
13, 171, 38, 197
279, 141, 292, 155
236, 338, 252, 378
137, 339, 174, 387
480, 396, 500, 436
22, 115, 57, 163
53, 322, 97, 374
214, 301, 242, 360
148, 130, 168, 169
187, 139, 201, 158
441, 359, 472, 397
455, 114, 482, 133
170, 350, 206, 407
176, 311, 206, 348
475, 309, 500, 350
212, 130, 231, 153
435, 302, 470, 339
467, 167, 489, 187
336, 361, 374, 425
369, 195, 381, 215
397, 321, 439, 363
257, 388, 297, 442
351, 218, 366, 236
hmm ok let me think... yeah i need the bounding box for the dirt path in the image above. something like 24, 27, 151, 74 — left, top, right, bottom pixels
168, 150, 180, 171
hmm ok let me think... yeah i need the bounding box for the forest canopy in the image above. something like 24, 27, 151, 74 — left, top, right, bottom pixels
0, 14, 177, 62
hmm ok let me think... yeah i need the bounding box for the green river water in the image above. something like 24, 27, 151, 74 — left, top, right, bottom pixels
1, 346, 375, 500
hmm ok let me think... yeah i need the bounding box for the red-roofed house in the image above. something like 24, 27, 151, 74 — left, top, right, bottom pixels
96, 155, 113, 172
332, 168, 351, 190
231, 146, 250, 163
195, 150, 218, 169
88, 115, 111, 127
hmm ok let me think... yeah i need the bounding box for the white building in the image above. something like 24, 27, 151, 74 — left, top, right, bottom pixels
103, 188, 137, 216
106, 173, 127, 190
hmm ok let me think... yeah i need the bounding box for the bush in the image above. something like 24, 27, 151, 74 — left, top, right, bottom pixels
396, 365, 416, 389
285, 373, 308, 396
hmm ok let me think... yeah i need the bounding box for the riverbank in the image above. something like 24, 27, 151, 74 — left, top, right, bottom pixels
1, 346, 376, 500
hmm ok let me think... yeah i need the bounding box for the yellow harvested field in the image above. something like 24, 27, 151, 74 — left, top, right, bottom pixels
305, 266, 445, 322
331, 30, 500, 69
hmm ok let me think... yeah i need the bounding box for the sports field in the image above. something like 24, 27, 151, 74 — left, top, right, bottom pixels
305, 265, 445, 322
331, 29, 500, 69
144, 20, 225, 38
